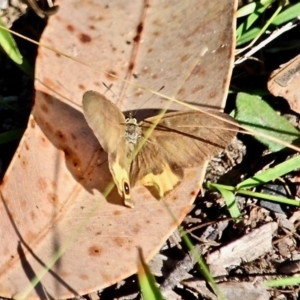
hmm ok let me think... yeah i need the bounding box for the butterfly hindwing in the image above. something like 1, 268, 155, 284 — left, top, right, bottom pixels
129, 111, 237, 197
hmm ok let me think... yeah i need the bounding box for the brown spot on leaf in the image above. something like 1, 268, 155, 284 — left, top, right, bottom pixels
78, 83, 85, 90
80, 274, 89, 280
38, 177, 47, 191
25, 230, 35, 243
184, 40, 192, 47
113, 210, 122, 216
141, 68, 149, 74
79, 33, 92, 43
181, 54, 190, 62
101, 272, 112, 282
153, 18, 162, 26
106, 70, 117, 80
51, 181, 57, 189
89, 25, 96, 30
66, 24, 74, 32
192, 84, 204, 94
56, 130, 66, 141
47, 193, 59, 204
152, 31, 160, 37
43, 92, 53, 104
21, 157, 28, 169
151, 74, 158, 79
60, 271, 69, 278
73, 159, 79, 168
88, 245, 102, 256
179, 87, 186, 94
30, 210, 36, 221
172, 195, 178, 202
129, 62, 134, 71
132, 224, 140, 234
134, 90, 143, 97
133, 22, 143, 43
20, 199, 27, 209
41, 104, 48, 113
148, 48, 153, 53
209, 91, 217, 99
30, 119, 35, 128
113, 237, 125, 247
190, 190, 197, 197
3, 247, 9, 256
40, 137, 47, 146
24, 142, 29, 151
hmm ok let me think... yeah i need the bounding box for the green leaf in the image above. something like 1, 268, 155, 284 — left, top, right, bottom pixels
235, 92, 300, 152
0, 18, 23, 64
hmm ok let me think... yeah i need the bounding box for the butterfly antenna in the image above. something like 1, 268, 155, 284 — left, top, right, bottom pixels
102, 82, 117, 98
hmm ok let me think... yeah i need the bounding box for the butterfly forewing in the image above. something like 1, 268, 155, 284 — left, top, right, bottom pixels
82, 91, 126, 154
82, 91, 133, 207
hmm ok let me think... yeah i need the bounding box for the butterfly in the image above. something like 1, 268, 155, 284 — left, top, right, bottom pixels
82, 90, 237, 208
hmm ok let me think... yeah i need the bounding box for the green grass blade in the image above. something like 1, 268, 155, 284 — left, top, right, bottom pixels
0, 129, 24, 144
267, 276, 300, 287
237, 155, 300, 189
137, 248, 164, 300
236, 0, 273, 40
0, 17, 23, 64
272, 2, 300, 26
209, 184, 241, 219
236, 27, 261, 46
237, 0, 275, 18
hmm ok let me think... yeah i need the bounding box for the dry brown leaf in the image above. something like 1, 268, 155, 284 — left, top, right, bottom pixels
0, 0, 237, 298
268, 54, 300, 114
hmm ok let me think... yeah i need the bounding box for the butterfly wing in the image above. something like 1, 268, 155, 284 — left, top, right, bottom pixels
82, 91, 133, 207
82, 91, 126, 153
130, 110, 237, 197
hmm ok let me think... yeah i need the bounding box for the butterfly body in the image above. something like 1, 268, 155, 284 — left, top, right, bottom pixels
124, 116, 142, 154
82, 90, 237, 208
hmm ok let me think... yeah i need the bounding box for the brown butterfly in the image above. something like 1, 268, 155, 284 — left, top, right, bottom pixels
82, 90, 237, 208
